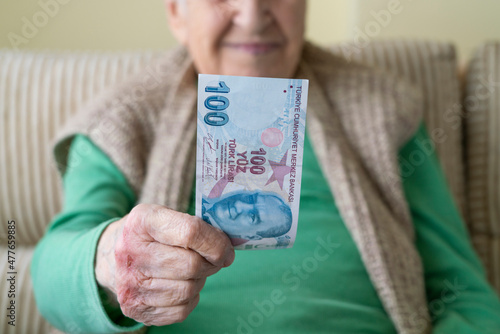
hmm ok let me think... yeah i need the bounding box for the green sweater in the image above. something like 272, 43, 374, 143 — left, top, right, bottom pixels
31, 123, 500, 333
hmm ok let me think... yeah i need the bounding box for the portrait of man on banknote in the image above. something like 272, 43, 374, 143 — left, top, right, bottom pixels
201, 190, 292, 241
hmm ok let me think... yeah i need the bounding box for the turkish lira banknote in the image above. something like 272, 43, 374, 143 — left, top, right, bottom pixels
196, 74, 309, 250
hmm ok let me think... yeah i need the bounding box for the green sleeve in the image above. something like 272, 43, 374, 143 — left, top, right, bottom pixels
31, 134, 145, 333
399, 123, 500, 333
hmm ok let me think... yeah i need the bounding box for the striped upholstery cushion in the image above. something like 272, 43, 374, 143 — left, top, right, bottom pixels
1, 247, 53, 334
330, 40, 466, 219
465, 42, 500, 292
0, 50, 158, 245
0, 50, 158, 333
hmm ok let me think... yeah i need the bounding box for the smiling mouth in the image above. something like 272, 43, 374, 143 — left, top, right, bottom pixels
223, 42, 281, 55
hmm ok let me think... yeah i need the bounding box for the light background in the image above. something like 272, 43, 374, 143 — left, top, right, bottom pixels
1, 0, 500, 63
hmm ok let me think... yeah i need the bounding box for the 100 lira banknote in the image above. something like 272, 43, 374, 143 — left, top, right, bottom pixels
196, 74, 309, 250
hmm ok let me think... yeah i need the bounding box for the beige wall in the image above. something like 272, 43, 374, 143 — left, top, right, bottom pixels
0, 1, 177, 50
353, 0, 500, 62
1, 0, 499, 62
0, 0, 350, 51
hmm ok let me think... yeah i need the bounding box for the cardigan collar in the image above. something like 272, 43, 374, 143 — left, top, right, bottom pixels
296, 44, 430, 333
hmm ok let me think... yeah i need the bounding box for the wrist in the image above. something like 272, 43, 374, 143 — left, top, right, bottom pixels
95, 218, 123, 293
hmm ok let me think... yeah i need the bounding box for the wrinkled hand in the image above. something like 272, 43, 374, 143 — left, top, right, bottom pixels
95, 203, 235, 326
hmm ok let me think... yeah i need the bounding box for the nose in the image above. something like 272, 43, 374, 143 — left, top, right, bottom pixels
232, 0, 272, 34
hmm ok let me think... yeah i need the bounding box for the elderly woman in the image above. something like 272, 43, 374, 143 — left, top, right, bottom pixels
31, 0, 500, 333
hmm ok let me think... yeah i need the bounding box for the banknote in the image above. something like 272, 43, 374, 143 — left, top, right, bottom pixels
196, 74, 309, 250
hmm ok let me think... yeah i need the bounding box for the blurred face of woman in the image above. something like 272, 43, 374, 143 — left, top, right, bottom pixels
167, 0, 307, 78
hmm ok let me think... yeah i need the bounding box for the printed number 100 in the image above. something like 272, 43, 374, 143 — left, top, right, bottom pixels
204, 81, 230, 126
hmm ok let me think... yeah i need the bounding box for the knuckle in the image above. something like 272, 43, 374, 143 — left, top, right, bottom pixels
170, 293, 189, 306
114, 239, 126, 258
137, 275, 154, 289
179, 221, 200, 247
173, 305, 192, 323
116, 277, 155, 321
120, 305, 137, 320
129, 203, 162, 227
114, 237, 139, 271
115, 269, 152, 300
185, 253, 203, 277
122, 300, 150, 319
211, 240, 231, 266
177, 280, 197, 302
116, 285, 138, 314
114, 241, 130, 269
128, 204, 169, 241
128, 203, 149, 223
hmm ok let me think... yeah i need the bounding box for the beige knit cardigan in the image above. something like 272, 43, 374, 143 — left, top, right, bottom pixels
54, 42, 431, 334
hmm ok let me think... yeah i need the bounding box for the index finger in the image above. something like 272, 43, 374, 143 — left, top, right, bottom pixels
132, 204, 235, 267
